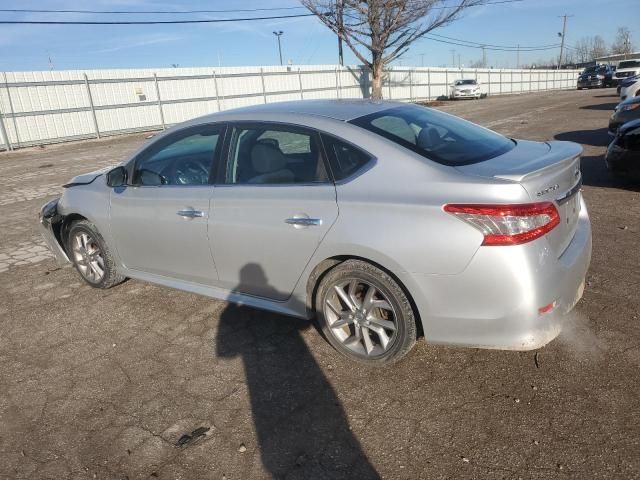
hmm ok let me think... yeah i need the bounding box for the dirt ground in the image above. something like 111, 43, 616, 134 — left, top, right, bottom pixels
1, 89, 638, 480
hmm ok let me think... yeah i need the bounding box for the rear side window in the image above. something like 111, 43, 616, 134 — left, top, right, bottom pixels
321, 134, 372, 181
349, 104, 515, 166
224, 125, 329, 185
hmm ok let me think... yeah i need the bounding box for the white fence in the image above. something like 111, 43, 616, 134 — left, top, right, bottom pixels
0, 65, 580, 151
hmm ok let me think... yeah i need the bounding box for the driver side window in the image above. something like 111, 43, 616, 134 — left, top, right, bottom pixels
133, 125, 222, 186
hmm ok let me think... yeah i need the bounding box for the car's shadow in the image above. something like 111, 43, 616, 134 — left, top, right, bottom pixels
579, 102, 618, 111
215, 264, 381, 479
554, 129, 640, 191
555, 128, 611, 147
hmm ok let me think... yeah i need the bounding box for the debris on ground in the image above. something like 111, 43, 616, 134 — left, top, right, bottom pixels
175, 426, 210, 448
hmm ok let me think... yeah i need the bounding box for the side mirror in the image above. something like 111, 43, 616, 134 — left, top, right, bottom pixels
106, 166, 127, 187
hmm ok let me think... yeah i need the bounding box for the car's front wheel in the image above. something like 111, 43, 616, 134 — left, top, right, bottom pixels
315, 259, 417, 365
67, 219, 126, 289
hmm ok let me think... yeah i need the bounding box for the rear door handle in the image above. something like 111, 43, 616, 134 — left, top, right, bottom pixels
285, 217, 322, 228
177, 209, 205, 219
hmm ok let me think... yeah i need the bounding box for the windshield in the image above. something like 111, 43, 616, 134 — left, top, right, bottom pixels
582, 66, 597, 74
455, 80, 477, 85
618, 60, 640, 69
349, 105, 515, 166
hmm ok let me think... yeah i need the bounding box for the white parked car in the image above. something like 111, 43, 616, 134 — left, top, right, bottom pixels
613, 59, 640, 85
619, 75, 640, 101
449, 79, 481, 100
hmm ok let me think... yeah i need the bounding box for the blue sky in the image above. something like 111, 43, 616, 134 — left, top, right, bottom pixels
0, 0, 638, 71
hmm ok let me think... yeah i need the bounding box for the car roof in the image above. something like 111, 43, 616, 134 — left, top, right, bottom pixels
197, 99, 404, 122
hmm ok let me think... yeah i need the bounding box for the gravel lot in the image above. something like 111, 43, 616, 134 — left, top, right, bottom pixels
1, 89, 639, 480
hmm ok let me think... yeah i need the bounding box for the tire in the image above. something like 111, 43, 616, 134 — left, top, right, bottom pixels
315, 259, 417, 366
67, 219, 126, 289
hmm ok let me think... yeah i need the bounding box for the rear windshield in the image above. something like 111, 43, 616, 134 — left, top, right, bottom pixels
349, 105, 515, 166
618, 60, 640, 69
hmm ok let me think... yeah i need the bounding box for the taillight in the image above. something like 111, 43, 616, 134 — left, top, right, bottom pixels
443, 202, 560, 246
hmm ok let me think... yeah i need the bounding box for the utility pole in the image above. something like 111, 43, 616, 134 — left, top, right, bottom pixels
336, 0, 344, 66
273, 31, 284, 66
458, 53, 461, 68
557, 15, 572, 69
420, 53, 425, 67
450, 49, 456, 67
481, 46, 486, 68
516, 44, 520, 69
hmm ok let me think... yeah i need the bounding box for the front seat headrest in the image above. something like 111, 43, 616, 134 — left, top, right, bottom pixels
251, 143, 286, 173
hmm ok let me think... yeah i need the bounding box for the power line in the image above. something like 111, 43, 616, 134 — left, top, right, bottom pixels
427, 32, 559, 50
0, 6, 307, 15
0, 13, 317, 25
0, 0, 525, 16
424, 35, 560, 52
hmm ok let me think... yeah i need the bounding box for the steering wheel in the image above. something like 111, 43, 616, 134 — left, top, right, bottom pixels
172, 157, 210, 185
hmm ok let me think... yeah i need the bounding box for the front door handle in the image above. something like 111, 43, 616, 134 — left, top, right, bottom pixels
285, 216, 322, 228
177, 209, 205, 219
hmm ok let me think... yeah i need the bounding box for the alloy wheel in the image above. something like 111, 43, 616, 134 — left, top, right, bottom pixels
71, 232, 105, 283
323, 279, 398, 357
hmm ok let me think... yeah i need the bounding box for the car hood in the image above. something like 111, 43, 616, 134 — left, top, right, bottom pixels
619, 118, 640, 134
616, 95, 640, 110
63, 165, 115, 188
453, 84, 478, 89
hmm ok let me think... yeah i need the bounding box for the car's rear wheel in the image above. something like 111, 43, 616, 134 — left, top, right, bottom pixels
67, 220, 125, 289
315, 259, 417, 365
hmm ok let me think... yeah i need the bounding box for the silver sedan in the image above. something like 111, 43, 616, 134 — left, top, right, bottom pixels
39, 100, 591, 365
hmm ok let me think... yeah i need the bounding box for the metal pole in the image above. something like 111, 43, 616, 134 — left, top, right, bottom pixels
0, 110, 11, 151
260, 68, 267, 103
298, 68, 304, 100
499, 69, 502, 95
409, 70, 413, 102
3, 72, 20, 148
273, 31, 284, 66
213, 70, 221, 111
387, 70, 392, 99
153, 73, 165, 130
445, 69, 448, 98
335, 67, 341, 99
427, 68, 431, 100
83, 73, 100, 138
212, 71, 221, 111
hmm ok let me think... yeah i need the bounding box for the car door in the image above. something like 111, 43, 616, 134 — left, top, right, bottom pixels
209, 122, 339, 300
110, 123, 224, 285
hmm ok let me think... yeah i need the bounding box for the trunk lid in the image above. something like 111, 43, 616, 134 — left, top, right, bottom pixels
456, 140, 583, 257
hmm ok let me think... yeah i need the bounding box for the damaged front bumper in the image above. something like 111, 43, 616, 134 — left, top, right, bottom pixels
39, 198, 71, 266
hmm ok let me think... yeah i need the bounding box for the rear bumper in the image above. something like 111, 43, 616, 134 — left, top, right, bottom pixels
39, 198, 71, 266
409, 197, 592, 351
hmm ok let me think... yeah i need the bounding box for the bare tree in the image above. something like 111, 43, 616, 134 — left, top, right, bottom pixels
590, 35, 608, 60
301, 0, 486, 99
611, 27, 633, 55
574, 37, 593, 64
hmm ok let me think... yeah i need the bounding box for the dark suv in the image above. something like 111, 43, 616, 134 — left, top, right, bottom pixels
577, 64, 615, 89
